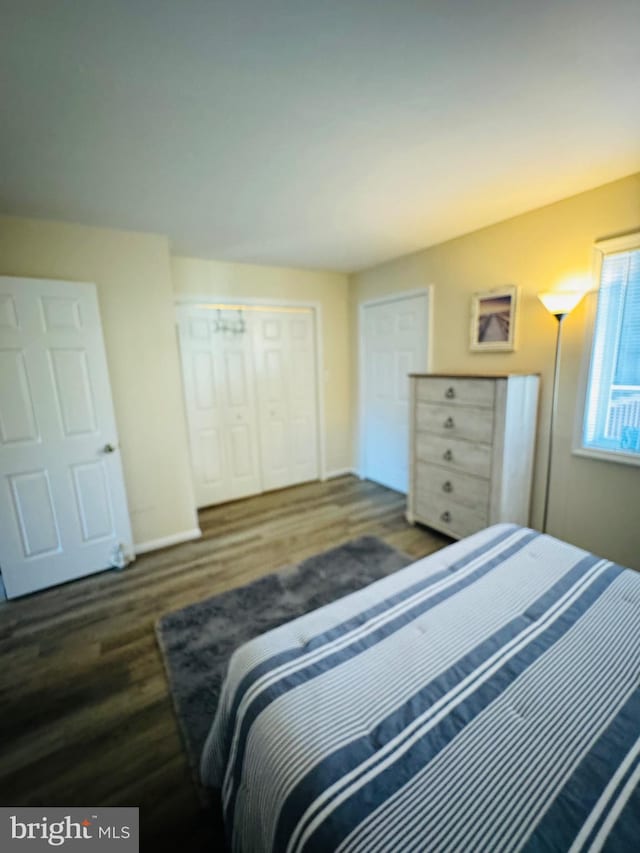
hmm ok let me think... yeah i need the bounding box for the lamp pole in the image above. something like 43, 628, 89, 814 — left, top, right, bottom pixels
541, 312, 565, 534
537, 288, 584, 535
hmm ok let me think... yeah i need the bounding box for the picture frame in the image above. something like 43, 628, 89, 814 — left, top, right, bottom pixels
470, 285, 518, 352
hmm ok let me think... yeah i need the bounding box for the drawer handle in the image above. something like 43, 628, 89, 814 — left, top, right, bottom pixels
444, 416, 455, 429
443, 449, 453, 461
445, 387, 456, 399
441, 511, 451, 523
442, 481, 453, 493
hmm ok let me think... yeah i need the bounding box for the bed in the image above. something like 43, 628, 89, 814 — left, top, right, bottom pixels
201, 524, 640, 852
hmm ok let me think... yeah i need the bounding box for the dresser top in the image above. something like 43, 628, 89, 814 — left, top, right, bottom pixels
409, 372, 540, 379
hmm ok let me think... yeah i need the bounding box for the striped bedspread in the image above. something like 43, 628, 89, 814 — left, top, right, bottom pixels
201, 524, 640, 852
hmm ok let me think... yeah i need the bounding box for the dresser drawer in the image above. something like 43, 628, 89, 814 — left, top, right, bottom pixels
416, 377, 495, 409
415, 461, 490, 513
415, 433, 492, 479
416, 402, 494, 444
414, 492, 489, 539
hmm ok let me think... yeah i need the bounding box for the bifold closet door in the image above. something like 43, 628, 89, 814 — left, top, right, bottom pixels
252, 310, 320, 491
177, 308, 262, 508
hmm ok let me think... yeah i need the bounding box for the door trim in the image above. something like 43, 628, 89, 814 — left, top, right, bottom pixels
174, 294, 327, 482
357, 287, 433, 481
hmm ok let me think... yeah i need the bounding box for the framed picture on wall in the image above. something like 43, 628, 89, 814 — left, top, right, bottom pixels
470, 285, 518, 352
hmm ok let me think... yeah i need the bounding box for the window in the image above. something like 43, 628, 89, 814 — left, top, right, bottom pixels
579, 234, 640, 464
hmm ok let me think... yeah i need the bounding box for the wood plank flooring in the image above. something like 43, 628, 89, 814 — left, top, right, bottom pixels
0, 475, 449, 849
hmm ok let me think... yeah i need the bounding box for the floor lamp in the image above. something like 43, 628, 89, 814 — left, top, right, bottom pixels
537, 290, 584, 533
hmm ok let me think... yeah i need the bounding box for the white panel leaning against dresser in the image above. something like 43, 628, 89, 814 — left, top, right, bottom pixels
407, 374, 540, 539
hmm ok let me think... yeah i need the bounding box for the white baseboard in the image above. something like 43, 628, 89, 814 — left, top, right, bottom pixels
324, 467, 357, 480
134, 527, 202, 556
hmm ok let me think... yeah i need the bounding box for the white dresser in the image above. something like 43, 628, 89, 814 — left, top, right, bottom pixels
408, 374, 539, 539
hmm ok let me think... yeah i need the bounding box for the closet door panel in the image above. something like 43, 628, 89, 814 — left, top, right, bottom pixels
253, 309, 319, 491
288, 313, 319, 483
221, 342, 261, 499
253, 313, 289, 490
178, 308, 261, 507
229, 423, 253, 476
199, 426, 225, 486
178, 316, 230, 507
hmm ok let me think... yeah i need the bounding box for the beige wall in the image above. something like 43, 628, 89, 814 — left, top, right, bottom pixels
0, 215, 199, 548
171, 256, 352, 474
350, 173, 640, 569
3, 174, 638, 569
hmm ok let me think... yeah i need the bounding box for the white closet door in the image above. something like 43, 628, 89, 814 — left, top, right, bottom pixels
288, 312, 320, 484
362, 293, 429, 493
177, 307, 261, 507
252, 310, 319, 491
0, 277, 133, 598
221, 340, 262, 498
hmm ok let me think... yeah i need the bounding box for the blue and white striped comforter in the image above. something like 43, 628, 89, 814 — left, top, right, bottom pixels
201, 524, 640, 852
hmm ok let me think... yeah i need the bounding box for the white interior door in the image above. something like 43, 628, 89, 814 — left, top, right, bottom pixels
0, 277, 133, 599
252, 309, 319, 491
177, 307, 261, 507
361, 292, 430, 493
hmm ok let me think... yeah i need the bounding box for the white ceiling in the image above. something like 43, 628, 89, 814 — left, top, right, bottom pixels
1, 1, 639, 272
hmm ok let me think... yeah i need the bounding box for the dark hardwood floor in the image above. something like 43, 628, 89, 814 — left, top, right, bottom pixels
0, 475, 449, 849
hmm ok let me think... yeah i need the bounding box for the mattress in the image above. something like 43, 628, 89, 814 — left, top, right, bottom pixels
201, 524, 640, 852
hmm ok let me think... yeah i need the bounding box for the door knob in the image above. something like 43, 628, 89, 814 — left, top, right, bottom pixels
103, 443, 116, 454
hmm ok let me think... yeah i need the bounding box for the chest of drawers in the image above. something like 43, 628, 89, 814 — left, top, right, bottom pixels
407, 374, 539, 539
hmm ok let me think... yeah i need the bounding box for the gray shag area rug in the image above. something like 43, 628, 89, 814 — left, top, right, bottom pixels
156, 536, 412, 774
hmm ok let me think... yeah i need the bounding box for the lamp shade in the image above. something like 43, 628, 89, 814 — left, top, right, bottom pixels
537, 290, 584, 317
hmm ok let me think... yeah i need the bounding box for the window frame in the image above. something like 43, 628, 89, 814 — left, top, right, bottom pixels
573, 231, 640, 467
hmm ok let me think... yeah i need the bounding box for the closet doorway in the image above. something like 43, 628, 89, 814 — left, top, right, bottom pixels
359, 289, 431, 494
177, 300, 322, 508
